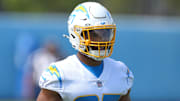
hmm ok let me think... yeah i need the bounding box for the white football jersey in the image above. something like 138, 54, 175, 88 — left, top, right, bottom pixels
39, 55, 134, 101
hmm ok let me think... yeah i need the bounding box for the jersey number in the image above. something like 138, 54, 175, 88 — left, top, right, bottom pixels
74, 94, 120, 101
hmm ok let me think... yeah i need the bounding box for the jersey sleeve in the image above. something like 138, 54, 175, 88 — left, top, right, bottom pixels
126, 67, 134, 90
120, 62, 134, 90
39, 63, 64, 94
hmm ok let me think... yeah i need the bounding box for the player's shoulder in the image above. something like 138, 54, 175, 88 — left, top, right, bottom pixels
104, 57, 128, 69
51, 54, 78, 73
105, 57, 134, 89
39, 64, 63, 93
104, 57, 133, 76
39, 55, 76, 93
54, 54, 76, 66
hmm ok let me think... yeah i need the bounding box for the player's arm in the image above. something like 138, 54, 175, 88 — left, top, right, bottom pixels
37, 88, 63, 101
119, 90, 131, 101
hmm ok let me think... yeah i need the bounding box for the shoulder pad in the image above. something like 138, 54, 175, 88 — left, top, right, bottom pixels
39, 64, 63, 93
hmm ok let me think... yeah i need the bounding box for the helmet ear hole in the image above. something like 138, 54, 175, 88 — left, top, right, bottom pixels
71, 34, 75, 38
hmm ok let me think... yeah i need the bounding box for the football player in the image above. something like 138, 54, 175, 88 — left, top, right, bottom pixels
37, 2, 134, 101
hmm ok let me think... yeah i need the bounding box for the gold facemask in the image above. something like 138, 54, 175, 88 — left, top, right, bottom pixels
74, 25, 116, 58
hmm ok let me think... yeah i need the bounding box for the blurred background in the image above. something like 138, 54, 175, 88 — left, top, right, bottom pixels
0, 0, 180, 101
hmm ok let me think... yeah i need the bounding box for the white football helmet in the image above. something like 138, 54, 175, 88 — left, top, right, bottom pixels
67, 2, 116, 61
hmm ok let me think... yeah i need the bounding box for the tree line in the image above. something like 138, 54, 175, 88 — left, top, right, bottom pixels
0, 0, 179, 16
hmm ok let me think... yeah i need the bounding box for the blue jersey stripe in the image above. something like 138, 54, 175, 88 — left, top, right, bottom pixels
80, 61, 104, 78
